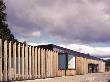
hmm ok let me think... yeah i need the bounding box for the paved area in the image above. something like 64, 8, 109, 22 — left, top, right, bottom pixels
15, 72, 110, 82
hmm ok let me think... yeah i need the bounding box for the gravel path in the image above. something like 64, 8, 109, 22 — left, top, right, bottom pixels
15, 72, 110, 82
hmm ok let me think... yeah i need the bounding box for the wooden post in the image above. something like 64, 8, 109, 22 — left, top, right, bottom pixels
43, 49, 46, 78
35, 47, 37, 78
32, 46, 35, 78
56, 52, 58, 77
46, 50, 49, 77
18, 43, 20, 80
53, 51, 55, 77
38, 48, 41, 78
41, 48, 43, 78
48, 50, 51, 77
25, 45, 28, 79
55, 51, 58, 77
29, 46, 31, 79
0, 39, 2, 81
41, 49, 45, 78
8, 41, 12, 80
45, 49, 47, 77
21, 44, 24, 79
4, 40, 7, 81
13, 42, 16, 80
50, 51, 53, 77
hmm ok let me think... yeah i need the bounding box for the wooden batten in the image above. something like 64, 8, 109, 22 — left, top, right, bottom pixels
46, 50, 51, 77
4, 40, 7, 81
0, 39, 2, 81
46, 50, 49, 77
21, 44, 24, 79
29, 46, 32, 79
32, 46, 35, 78
43, 49, 46, 78
18, 43, 20, 80
48, 50, 51, 77
13, 42, 17, 80
25, 45, 28, 79
8, 41, 12, 80
50, 51, 53, 77
35, 47, 37, 78
56, 52, 58, 77
41, 48, 44, 78
55, 51, 58, 77
38, 48, 41, 78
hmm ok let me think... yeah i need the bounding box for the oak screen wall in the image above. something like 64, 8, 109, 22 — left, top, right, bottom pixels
0, 39, 58, 81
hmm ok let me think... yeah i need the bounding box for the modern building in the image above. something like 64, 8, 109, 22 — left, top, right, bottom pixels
38, 44, 105, 76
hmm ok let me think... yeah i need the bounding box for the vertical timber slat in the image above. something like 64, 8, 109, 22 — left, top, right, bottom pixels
50, 51, 53, 77
4, 40, 7, 81
43, 49, 46, 78
46, 50, 49, 77
29, 46, 31, 79
48, 50, 51, 77
8, 41, 12, 80
32, 46, 35, 78
38, 48, 41, 78
13, 42, 16, 80
0, 39, 2, 81
18, 43, 20, 80
22, 44, 24, 79
56, 51, 58, 77
35, 47, 37, 78
25, 45, 28, 79
41, 48, 43, 78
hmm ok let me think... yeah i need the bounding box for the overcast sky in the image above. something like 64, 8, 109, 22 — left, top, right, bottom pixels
4, 0, 110, 58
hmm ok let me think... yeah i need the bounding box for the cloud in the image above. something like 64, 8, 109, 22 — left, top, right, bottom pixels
4, 0, 110, 44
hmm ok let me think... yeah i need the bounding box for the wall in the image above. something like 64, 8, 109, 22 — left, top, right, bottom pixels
0, 39, 58, 81
76, 56, 105, 75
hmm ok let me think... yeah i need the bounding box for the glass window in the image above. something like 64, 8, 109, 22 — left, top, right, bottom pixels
58, 54, 76, 70
58, 54, 67, 69
68, 55, 75, 69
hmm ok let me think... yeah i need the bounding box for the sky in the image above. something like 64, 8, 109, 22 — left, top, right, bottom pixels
4, 0, 110, 59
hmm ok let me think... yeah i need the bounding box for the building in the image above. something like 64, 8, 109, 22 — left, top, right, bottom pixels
38, 44, 105, 76
105, 59, 110, 72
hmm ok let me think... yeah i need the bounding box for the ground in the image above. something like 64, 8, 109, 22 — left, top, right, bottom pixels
15, 72, 110, 82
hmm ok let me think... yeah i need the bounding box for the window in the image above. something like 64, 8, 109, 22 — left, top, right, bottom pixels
68, 55, 75, 69
58, 54, 67, 69
58, 54, 76, 70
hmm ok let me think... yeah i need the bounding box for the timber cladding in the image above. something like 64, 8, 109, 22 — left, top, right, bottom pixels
0, 39, 58, 81
76, 56, 105, 75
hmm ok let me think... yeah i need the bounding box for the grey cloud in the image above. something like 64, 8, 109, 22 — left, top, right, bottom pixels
4, 0, 110, 44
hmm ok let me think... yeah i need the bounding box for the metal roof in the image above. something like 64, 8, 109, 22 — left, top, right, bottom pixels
38, 44, 104, 61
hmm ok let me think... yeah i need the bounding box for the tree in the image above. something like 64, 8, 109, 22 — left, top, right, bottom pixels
0, 0, 15, 41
